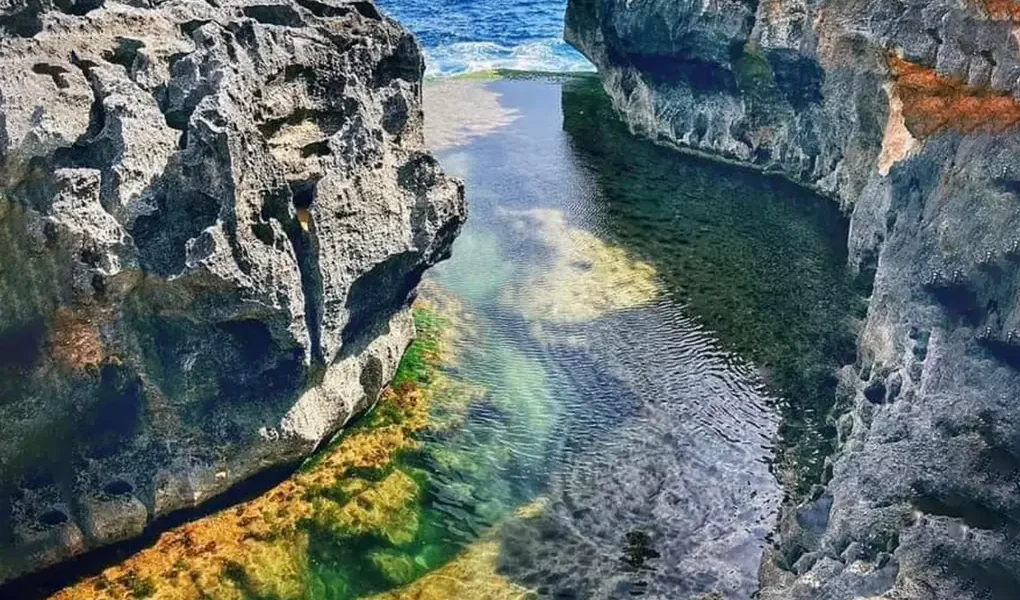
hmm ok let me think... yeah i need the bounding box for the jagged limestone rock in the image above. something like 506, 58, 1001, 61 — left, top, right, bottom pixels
567, 0, 1020, 597
0, 0, 464, 583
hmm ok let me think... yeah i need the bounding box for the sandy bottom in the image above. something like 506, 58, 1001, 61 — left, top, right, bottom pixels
424, 80, 519, 152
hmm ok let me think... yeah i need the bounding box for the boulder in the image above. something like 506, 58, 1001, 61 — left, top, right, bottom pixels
0, 0, 464, 583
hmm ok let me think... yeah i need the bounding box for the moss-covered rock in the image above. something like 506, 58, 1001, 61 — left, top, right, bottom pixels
369, 551, 420, 586
50, 300, 467, 600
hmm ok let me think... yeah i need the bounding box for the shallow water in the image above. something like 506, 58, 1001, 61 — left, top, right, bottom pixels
26, 76, 859, 600
408, 76, 858, 598
555, 79, 865, 494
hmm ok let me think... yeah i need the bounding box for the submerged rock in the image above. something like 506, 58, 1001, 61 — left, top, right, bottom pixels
498, 208, 659, 323
567, 0, 1020, 597
0, 0, 464, 583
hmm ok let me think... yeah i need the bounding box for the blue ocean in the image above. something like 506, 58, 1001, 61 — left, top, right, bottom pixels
375, 0, 593, 76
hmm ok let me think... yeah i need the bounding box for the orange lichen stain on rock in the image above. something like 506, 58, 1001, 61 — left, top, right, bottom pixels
973, 0, 1020, 20
888, 54, 1020, 137
49, 299, 464, 600
48, 307, 105, 369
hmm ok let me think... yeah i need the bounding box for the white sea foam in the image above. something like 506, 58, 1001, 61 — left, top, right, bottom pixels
425, 38, 595, 77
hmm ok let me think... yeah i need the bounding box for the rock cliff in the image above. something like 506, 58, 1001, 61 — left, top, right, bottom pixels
0, 0, 464, 584
567, 0, 1020, 597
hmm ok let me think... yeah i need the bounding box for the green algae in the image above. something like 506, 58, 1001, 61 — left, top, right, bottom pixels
298, 301, 526, 600
275, 295, 557, 600
392, 308, 445, 388
50, 298, 535, 600
733, 46, 780, 111
369, 550, 419, 585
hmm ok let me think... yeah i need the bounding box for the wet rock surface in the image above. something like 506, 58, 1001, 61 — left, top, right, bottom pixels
567, 0, 1020, 597
0, 0, 463, 583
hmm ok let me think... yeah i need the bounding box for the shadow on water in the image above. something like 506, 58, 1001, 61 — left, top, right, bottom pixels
557, 76, 865, 495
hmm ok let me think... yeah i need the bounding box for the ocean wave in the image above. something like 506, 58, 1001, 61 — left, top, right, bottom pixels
425, 38, 595, 77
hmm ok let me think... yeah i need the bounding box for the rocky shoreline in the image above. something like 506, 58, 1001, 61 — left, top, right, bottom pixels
5, 0, 1020, 594
566, 0, 1020, 597
0, 0, 463, 583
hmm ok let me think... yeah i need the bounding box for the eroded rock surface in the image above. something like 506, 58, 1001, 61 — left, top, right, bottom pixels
0, 0, 464, 583
567, 0, 1020, 597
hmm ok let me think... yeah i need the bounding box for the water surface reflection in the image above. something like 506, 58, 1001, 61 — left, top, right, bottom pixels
423, 76, 808, 598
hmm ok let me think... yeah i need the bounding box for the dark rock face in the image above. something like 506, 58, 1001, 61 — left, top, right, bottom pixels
568, 0, 1020, 597
0, 0, 464, 583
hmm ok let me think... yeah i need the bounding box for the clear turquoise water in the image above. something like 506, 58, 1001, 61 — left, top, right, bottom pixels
394, 75, 859, 598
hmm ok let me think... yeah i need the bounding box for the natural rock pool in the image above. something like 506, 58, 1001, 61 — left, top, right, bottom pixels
25, 75, 860, 600
415, 75, 862, 598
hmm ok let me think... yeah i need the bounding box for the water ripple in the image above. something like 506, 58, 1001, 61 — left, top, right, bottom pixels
422, 78, 786, 598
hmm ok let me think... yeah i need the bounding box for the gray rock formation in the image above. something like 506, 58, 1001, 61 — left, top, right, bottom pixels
567, 0, 1020, 598
0, 0, 463, 583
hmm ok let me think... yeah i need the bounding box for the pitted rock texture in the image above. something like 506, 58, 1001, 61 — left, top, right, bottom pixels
0, 0, 464, 584
568, 0, 1020, 598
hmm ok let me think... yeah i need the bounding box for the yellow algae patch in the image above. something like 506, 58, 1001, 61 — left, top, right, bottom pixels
876, 81, 919, 176
51, 476, 316, 600
424, 81, 519, 151
499, 208, 659, 323
296, 393, 428, 495
50, 300, 472, 600
370, 549, 420, 586
424, 373, 487, 434
418, 281, 479, 363
511, 497, 549, 520
225, 541, 308, 599
367, 499, 548, 600
368, 540, 535, 600
311, 470, 422, 545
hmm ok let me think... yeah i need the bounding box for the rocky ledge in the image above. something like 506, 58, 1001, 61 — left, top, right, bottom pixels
568, 0, 1020, 598
0, 0, 463, 584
